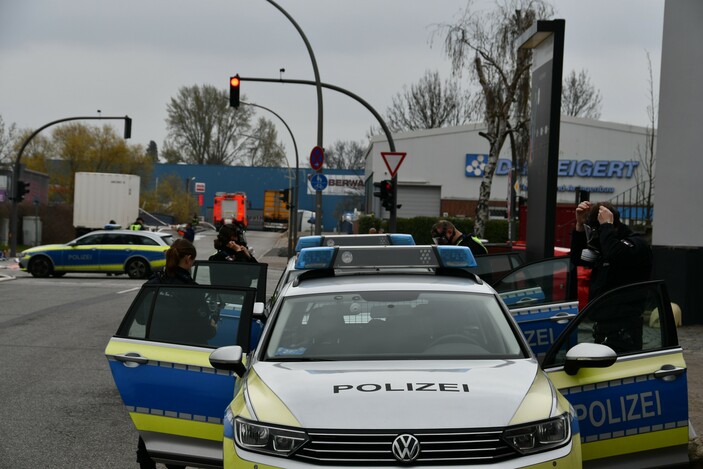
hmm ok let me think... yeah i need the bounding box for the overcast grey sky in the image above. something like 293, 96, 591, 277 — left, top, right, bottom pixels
0, 0, 664, 166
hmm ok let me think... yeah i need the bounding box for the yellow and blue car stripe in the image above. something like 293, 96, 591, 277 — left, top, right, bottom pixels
105, 339, 236, 442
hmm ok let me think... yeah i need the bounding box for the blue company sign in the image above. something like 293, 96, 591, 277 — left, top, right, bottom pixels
310, 173, 328, 191
465, 154, 639, 178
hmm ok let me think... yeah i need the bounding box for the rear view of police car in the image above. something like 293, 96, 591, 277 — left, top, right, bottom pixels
210, 245, 581, 468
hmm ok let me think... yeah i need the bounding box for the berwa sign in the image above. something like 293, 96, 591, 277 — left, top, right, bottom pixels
306, 174, 363, 195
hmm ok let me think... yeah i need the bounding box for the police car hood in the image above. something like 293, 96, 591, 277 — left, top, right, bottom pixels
251, 359, 548, 429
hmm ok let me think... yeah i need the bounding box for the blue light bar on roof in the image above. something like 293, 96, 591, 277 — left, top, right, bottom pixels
436, 245, 477, 268
295, 233, 415, 252
295, 236, 322, 252
294, 245, 476, 270
295, 247, 335, 269
388, 234, 414, 245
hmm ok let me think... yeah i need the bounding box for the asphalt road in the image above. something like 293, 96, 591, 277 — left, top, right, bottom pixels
0, 229, 287, 468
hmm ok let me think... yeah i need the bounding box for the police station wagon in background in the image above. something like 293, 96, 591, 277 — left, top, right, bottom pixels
18, 229, 172, 279
209, 245, 690, 468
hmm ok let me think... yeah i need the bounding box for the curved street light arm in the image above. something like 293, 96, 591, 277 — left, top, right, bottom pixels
240, 100, 300, 256
9, 115, 131, 256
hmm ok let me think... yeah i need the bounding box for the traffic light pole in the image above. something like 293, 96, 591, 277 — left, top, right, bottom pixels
264, 0, 324, 235
240, 101, 299, 257
8, 115, 131, 257
237, 76, 399, 232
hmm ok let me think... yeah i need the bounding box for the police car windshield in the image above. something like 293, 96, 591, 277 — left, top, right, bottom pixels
264, 291, 525, 361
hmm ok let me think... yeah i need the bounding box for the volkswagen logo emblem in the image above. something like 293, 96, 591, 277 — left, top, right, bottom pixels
392, 434, 420, 463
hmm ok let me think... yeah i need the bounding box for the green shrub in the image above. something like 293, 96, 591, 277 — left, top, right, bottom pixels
358, 215, 511, 244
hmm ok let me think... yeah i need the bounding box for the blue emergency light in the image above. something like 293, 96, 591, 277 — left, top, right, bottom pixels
294, 245, 477, 270
295, 234, 415, 252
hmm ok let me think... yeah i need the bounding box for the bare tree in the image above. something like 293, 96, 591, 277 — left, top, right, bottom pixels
438, 0, 553, 237
0, 115, 18, 167
325, 140, 366, 170
19, 123, 153, 203
562, 69, 602, 119
634, 51, 657, 229
245, 117, 288, 167
165, 84, 254, 165
384, 70, 481, 132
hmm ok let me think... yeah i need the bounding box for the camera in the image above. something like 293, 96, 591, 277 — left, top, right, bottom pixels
580, 248, 600, 264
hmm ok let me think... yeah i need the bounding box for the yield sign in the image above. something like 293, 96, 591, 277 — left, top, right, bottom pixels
381, 152, 407, 178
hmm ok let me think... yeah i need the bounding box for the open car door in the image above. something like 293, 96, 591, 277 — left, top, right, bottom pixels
542, 280, 689, 467
193, 260, 268, 347
493, 256, 577, 356
105, 284, 257, 468
192, 260, 268, 302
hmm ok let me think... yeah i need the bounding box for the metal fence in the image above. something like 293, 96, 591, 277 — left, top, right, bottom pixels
610, 181, 654, 233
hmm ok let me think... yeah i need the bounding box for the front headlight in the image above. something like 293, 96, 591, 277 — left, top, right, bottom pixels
234, 417, 308, 457
502, 413, 570, 454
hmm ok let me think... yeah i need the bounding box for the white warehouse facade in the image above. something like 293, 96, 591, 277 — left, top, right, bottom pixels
364, 115, 652, 220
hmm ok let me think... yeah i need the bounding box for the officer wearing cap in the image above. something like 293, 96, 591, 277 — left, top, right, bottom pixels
210, 223, 257, 263
431, 220, 487, 255
570, 201, 652, 352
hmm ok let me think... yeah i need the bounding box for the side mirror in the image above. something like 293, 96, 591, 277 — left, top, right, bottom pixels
209, 345, 246, 377
564, 342, 617, 376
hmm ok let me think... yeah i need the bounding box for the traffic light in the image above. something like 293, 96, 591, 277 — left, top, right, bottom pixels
229, 75, 241, 108
379, 180, 393, 211
279, 188, 290, 208
16, 180, 30, 202
123, 116, 132, 139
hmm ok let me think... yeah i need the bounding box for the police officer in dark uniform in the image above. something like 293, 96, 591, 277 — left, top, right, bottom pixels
210, 223, 257, 263
570, 201, 652, 352
431, 220, 488, 255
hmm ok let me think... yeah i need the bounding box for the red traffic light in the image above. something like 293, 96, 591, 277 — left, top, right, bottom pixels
229, 75, 241, 108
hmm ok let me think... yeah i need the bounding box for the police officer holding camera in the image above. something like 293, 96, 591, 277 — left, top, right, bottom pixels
570, 201, 652, 352
210, 223, 257, 263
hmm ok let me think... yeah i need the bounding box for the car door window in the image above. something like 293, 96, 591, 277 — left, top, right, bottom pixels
117, 285, 257, 350
493, 257, 574, 308
100, 233, 125, 244
133, 235, 158, 246
75, 234, 103, 245
192, 261, 268, 303
468, 251, 524, 285
543, 281, 675, 367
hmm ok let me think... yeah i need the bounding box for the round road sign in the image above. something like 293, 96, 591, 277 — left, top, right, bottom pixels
310, 173, 328, 191
310, 146, 324, 171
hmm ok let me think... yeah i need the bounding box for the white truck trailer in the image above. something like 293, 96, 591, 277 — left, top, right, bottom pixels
73, 172, 140, 235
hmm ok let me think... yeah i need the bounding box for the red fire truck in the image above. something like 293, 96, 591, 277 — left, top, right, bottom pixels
213, 192, 247, 230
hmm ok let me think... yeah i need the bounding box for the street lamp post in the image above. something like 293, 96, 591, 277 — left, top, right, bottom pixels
264, 0, 324, 235
238, 76, 399, 231
240, 101, 299, 257
8, 115, 131, 256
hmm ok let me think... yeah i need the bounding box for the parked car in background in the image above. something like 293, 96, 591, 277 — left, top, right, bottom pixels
17, 230, 173, 279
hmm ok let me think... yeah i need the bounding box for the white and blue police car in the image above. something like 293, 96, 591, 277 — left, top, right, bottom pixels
211, 244, 690, 468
